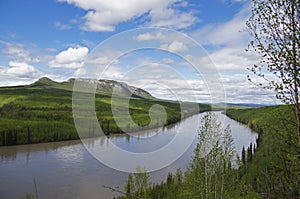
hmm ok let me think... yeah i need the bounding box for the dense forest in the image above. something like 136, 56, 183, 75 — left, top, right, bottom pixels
116, 105, 299, 199
0, 77, 210, 146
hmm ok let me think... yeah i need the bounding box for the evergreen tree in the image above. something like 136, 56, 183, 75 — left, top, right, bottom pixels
249, 142, 253, 162
242, 146, 246, 165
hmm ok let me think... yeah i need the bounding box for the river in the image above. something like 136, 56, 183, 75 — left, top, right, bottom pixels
0, 112, 257, 199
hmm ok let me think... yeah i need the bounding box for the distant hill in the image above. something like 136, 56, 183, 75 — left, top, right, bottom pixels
223, 103, 272, 108
212, 102, 273, 110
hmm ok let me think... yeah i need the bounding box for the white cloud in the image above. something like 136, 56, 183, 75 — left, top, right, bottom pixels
188, 3, 257, 72
210, 48, 258, 71
1, 42, 31, 62
135, 32, 165, 41
48, 46, 89, 69
161, 40, 188, 53
134, 31, 196, 51
191, 3, 250, 47
54, 22, 72, 30
6, 46, 30, 61
6, 61, 36, 76
82, 39, 96, 48
148, 7, 197, 29
45, 48, 57, 52
162, 58, 175, 64
0, 41, 43, 64
220, 74, 279, 104
122, 71, 277, 104
0, 61, 43, 78
184, 48, 258, 72
225, 0, 248, 2
58, 0, 197, 32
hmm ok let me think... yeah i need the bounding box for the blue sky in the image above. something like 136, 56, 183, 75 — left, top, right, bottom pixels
0, 0, 278, 104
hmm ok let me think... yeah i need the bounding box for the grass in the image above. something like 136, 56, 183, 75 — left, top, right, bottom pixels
0, 78, 210, 146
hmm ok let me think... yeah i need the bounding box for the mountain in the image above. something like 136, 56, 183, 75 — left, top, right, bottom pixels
31, 77, 154, 99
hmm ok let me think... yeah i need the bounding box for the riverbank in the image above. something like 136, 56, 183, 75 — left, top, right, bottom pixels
0, 112, 258, 199
0, 108, 206, 147
224, 105, 300, 198
0, 98, 210, 147
0, 78, 211, 146
225, 105, 295, 134
115, 105, 299, 199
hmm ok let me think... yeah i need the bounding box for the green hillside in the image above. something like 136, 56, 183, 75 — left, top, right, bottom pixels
225, 105, 300, 198
0, 77, 210, 146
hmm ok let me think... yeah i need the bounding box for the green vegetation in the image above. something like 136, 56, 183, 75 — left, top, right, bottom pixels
246, 0, 300, 143
211, 103, 253, 110
117, 106, 299, 199
117, 113, 253, 199
226, 105, 300, 198
0, 78, 210, 146
21, 193, 35, 199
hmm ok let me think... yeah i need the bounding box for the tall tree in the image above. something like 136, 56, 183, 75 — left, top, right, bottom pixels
242, 146, 246, 165
132, 166, 150, 197
246, 0, 300, 143
182, 113, 236, 199
125, 174, 134, 198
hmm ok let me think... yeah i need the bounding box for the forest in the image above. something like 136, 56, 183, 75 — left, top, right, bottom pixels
116, 105, 300, 199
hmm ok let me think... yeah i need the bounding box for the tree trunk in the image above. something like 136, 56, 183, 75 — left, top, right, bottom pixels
296, 101, 300, 144
291, 0, 300, 144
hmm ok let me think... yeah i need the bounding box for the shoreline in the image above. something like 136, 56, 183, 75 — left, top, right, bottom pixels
0, 110, 205, 147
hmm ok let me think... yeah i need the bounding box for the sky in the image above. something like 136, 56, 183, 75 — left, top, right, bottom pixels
0, 0, 279, 104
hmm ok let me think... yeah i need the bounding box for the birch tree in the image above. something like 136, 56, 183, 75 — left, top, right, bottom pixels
246, 0, 300, 143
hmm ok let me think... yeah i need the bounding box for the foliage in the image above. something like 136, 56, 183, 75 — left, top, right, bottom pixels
118, 107, 298, 199
246, 0, 300, 143
21, 193, 35, 199
180, 113, 237, 199
118, 113, 260, 199
226, 105, 300, 198
124, 166, 151, 198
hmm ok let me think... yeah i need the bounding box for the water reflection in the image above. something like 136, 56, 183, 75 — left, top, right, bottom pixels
0, 112, 257, 199
0, 140, 82, 165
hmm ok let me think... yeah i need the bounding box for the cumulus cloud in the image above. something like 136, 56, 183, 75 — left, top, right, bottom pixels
0, 61, 43, 78
6, 61, 36, 76
48, 46, 89, 69
58, 0, 197, 32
